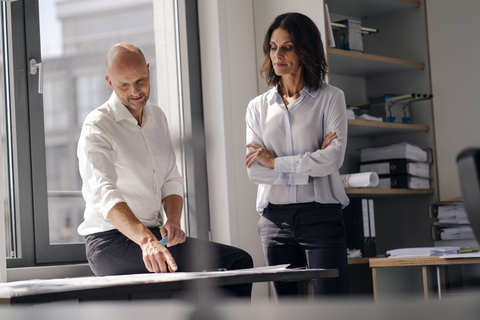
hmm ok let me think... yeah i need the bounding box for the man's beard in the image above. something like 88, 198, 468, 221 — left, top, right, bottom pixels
125, 92, 149, 110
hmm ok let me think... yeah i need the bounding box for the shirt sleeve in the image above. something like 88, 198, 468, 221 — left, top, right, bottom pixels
274, 89, 348, 177
245, 100, 310, 186
78, 122, 126, 219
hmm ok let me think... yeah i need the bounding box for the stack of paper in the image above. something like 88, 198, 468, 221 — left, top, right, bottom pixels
347, 248, 362, 259
347, 108, 356, 120
356, 114, 383, 122
440, 226, 475, 240
361, 160, 430, 178
387, 247, 460, 258
437, 202, 469, 223
360, 142, 428, 163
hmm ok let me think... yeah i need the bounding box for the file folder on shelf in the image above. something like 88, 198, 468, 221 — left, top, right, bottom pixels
343, 198, 376, 257
360, 159, 430, 178
431, 225, 476, 241
428, 201, 469, 224
368, 199, 376, 257
376, 175, 430, 189
360, 142, 428, 163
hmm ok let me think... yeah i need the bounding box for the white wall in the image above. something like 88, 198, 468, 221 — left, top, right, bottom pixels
426, 0, 480, 201
197, 0, 267, 298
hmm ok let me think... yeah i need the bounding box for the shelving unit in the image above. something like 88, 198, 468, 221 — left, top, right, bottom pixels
328, 48, 425, 77
347, 119, 429, 137
325, 0, 437, 257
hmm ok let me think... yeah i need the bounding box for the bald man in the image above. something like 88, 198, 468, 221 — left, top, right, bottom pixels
77, 43, 253, 297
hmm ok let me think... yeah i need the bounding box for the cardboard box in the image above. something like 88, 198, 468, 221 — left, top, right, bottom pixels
333, 19, 363, 52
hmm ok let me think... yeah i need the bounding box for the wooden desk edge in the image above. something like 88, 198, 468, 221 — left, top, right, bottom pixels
0, 268, 339, 304
369, 256, 480, 268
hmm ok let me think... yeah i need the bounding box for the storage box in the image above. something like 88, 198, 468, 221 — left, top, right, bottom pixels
333, 19, 363, 52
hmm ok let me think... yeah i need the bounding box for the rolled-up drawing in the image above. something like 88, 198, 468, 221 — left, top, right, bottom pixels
341, 172, 379, 188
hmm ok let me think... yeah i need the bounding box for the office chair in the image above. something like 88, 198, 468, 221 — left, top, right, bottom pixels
456, 148, 480, 242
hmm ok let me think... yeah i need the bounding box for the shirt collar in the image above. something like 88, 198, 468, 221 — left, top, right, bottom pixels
267, 84, 318, 104
108, 91, 151, 125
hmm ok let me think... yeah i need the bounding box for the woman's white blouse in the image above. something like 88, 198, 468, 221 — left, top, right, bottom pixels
246, 84, 350, 213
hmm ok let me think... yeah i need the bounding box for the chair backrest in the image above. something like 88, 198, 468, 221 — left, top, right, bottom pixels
456, 148, 480, 242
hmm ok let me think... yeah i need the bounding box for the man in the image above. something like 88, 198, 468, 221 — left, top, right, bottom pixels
77, 43, 253, 297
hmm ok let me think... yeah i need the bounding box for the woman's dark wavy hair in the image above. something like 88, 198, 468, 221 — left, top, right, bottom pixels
260, 12, 327, 91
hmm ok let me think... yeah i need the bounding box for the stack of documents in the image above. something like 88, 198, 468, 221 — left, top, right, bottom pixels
359, 143, 430, 189
440, 226, 475, 240
437, 202, 469, 224
347, 249, 362, 259
430, 201, 477, 248
360, 142, 428, 163
356, 114, 383, 122
360, 160, 429, 178
347, 108, 356, 120
376, 175, 429, 189
387, 247, 460, 258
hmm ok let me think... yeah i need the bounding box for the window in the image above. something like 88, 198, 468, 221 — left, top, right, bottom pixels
43, 72, 68, 131
4, 0, 209, 268
75, 73, 109, 126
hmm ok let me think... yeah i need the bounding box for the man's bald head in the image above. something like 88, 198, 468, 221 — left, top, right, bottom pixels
105, 43, 147, 76
104, 43, 151, 116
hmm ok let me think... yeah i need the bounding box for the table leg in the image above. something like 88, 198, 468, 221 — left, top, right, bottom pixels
372, 267, 377, 302
436, 266, 443, 300
422, 266, 429, 300
297, 280, 315, 300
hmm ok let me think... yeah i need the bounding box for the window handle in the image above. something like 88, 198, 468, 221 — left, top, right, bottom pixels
29, 58, 43, 94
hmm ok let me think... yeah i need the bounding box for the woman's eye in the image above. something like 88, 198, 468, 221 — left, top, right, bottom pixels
270, 47, 277, 52
285, 46, 293, 51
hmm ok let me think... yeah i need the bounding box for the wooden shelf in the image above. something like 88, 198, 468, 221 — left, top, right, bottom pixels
345, 188, 434, 195
326, 0, 421, 19
328, 48, 425, 77
348, 119, 429, 137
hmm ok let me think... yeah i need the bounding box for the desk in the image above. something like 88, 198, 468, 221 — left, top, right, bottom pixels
0, 266, 338, 304
369, 256, 480, 301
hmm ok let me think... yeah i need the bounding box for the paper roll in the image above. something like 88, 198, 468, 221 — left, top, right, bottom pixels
341, 172, 379, 188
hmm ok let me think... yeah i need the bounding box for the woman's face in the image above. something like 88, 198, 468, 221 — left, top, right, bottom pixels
269, 27, 302, 78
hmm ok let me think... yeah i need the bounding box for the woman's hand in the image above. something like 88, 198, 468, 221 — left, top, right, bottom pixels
322, 131, 337, 150
245, 132, 336, 169
245, 143, 276, 169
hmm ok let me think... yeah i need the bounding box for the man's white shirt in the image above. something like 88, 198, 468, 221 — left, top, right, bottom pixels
77, 92, 183, 235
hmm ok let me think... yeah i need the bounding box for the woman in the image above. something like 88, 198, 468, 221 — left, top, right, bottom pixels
245, 12, 349, 298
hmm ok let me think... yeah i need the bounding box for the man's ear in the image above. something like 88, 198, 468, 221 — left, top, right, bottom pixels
105, 75, 114, 90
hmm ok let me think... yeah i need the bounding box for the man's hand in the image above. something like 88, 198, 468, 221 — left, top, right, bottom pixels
107, 202, 179, 273
160, 220, 186, 247
140, 237, 178, 273
245, 143, 276, 168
